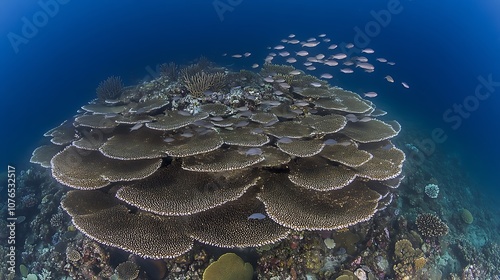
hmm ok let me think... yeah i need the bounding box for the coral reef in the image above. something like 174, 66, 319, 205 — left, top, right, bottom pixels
393, 239, 424, 279
31, 61, 405, 260
16, 57, 499, 280
416, 213, 449, 237
424, 183, 439, 198
460, 208, 473, 224
115, 261, 140, 280
160, 62, 179, 81
182, 71, 227, 98
96, 76, 123, 102
202, 253, 253, 280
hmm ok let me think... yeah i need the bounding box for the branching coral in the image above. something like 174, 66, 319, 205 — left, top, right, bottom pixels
182, 71, 226, 98
160, 62, 178, 81
416, 213, 449, 237
96, 76, 123, 101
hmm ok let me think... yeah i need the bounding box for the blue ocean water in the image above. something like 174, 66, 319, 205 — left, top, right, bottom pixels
1, 0, 500, 277
2, 0, 499, 197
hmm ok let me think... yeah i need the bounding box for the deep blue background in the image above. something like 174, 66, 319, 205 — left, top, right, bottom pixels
1, 0, 499, 197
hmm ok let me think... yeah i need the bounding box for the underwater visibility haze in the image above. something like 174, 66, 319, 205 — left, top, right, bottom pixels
1, 0, 500, 279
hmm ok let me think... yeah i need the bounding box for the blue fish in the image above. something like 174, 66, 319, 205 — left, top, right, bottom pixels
247, 213, 266, 220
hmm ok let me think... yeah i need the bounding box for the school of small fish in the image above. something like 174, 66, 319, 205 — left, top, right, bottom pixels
225, 33, 411, 99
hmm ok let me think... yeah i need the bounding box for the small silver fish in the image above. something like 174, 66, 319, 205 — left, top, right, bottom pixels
210, 116, 224, 121
356, 62, 375, 70
337, 141, 352, 146
130, 123, 143, 131
385, 75, 394, 83
247, 213, 266, 220
163, 137, 175, 143
296, 51, 309, 57
245, 148, 263, 156
261, 100, 281, 106
234, 121, 250, 127
265, 119, 279, 126
279, 83, 290, 89
323, 139, 337, 145
238, 110, 253, 117
177, 110, 191, 116
278, 137, 293, 143
332, 53, 347, 59
364, 92, 378, 98
356, 56, 368, 62
294, 101, 309, 106
324, 60, 339, 66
